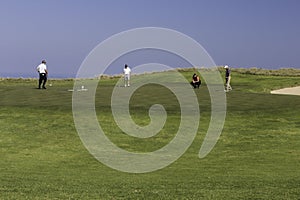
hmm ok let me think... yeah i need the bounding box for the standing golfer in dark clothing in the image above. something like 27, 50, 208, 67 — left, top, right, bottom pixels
224, 65, 232, 92
36, 60, 48, 89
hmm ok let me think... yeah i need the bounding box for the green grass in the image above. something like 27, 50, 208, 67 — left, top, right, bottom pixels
0, 69, 300, 199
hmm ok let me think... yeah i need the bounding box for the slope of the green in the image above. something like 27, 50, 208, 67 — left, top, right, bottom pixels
0, 69, 300, 199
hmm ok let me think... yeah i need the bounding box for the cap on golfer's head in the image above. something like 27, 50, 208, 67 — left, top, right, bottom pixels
224, 65, 229, 69
42, 60, 46, 64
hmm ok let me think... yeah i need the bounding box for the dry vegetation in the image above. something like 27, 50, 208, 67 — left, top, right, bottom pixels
229, 67, 300, 76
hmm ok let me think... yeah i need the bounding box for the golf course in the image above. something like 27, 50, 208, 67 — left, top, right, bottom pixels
1, 68, 300, 199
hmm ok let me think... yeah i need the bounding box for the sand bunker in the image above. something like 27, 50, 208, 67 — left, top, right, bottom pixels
271, 86, 300, 96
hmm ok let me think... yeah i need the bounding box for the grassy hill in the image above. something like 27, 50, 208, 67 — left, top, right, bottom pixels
0, 68, 300, 199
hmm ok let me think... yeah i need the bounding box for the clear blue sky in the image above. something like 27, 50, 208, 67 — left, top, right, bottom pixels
0, 0, 299, 77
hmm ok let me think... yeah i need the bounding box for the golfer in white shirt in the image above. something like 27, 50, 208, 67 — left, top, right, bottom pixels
123, 64, 131, 87
36, 60, 48, 89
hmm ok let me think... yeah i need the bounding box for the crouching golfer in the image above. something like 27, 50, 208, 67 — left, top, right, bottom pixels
190, 73, 201, 88
36, 60, 48, 89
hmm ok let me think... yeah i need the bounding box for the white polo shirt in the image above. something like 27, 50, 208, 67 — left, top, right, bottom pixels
123, 67, 131, 75
37, 63, 47, 73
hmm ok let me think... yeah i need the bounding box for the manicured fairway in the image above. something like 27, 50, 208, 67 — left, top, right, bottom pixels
0, 69, 300, 199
